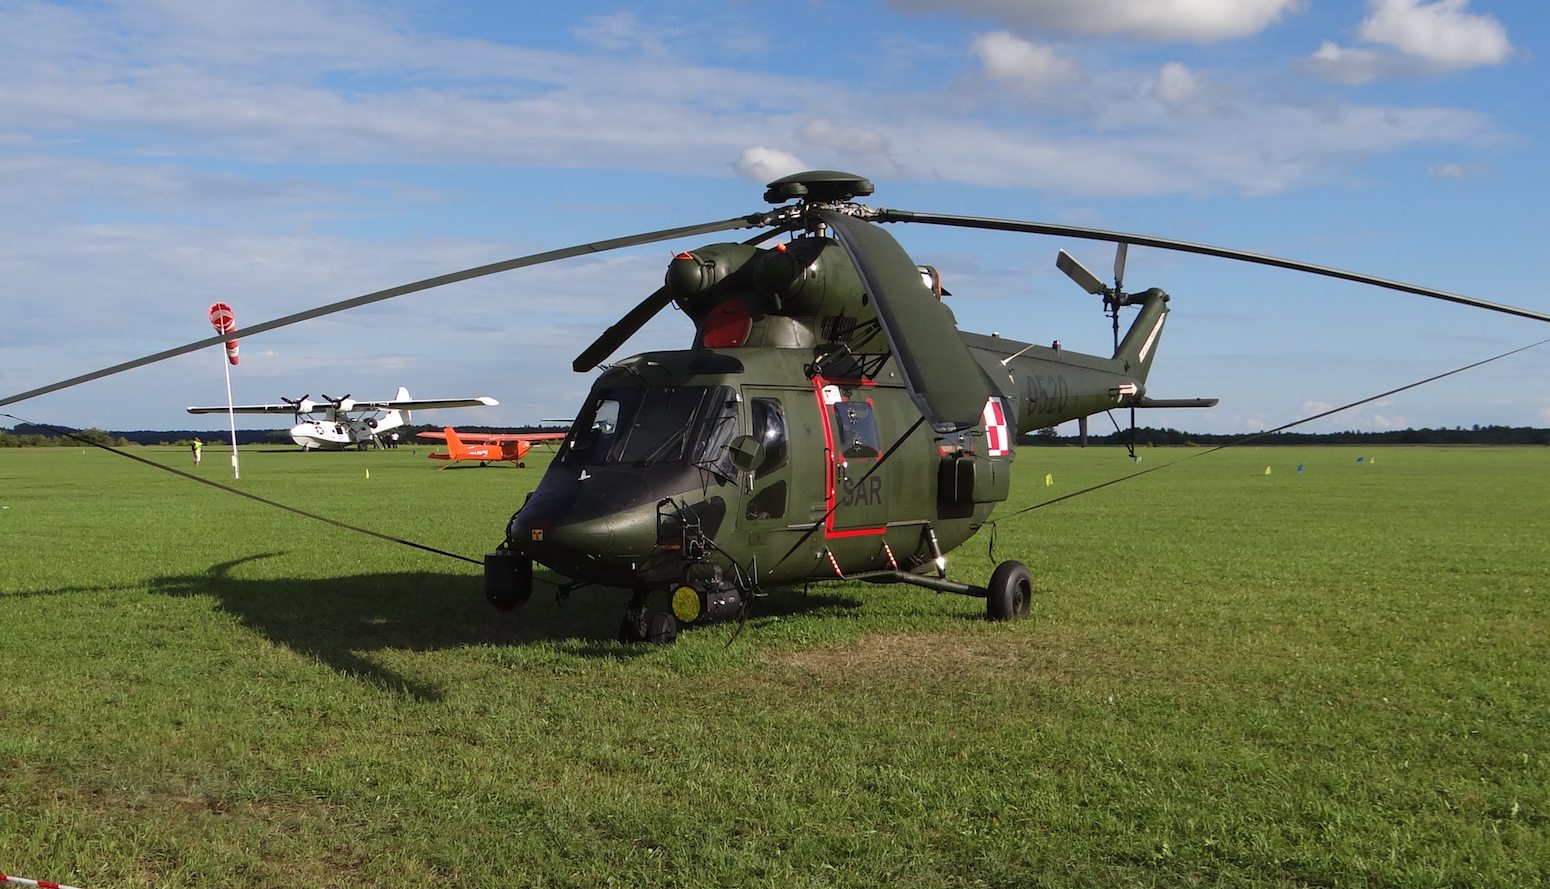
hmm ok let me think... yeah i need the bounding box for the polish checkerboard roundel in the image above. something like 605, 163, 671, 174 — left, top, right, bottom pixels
982, 398, 1009, 456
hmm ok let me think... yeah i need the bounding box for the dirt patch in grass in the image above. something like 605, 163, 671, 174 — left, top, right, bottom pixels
768, 628, 1196, 690
774, 632, 1014, 673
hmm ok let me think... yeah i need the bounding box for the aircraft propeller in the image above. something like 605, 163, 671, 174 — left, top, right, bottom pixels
321, 393, 354, 413
281, 394, 316, 418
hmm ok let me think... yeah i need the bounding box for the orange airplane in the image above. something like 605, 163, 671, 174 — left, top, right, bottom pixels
417, 427, 566, 469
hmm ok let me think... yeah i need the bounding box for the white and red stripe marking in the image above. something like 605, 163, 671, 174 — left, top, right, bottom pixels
982, 398, 1010, 456
3, 873, 88, 889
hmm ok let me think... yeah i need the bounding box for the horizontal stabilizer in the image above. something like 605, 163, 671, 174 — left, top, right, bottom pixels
1136, 397, 1219, 409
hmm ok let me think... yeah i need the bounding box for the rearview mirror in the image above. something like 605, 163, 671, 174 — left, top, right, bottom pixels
727, 435, 766, 474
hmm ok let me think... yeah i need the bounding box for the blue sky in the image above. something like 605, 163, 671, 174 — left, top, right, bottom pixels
2, 0, 1546, 434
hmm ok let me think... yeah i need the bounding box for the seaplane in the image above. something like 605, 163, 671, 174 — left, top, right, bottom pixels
416, 427, 567, 468
187, 387, 497, 450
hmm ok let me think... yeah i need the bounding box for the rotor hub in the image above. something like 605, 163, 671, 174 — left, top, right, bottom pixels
763, 170, 875, 205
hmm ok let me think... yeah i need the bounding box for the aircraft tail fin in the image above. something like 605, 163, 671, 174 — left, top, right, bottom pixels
1114, 289, 1170, 383
442, 427, 468, 458
395, 387, 412, 424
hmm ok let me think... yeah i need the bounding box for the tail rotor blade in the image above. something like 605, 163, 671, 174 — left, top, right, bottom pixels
1113, 242, 1128, 292
1056, 250, 1107, 296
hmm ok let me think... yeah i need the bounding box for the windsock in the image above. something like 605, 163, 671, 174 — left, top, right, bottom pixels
208, 302, 239, 365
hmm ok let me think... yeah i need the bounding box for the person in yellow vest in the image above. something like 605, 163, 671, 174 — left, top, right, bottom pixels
192, 437, 202, 466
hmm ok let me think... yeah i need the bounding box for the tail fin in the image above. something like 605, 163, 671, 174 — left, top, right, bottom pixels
443, 427, 469, 458
395, 387, 412, 424
1114, 288, 1170, 382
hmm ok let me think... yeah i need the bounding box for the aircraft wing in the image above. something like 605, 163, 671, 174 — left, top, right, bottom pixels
187, 403, 304, 415
360, 396, 499, 411
416, 430, 566, 443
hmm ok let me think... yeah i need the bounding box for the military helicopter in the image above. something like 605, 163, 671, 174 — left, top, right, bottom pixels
6, 170, 1548, 644
482, 170, 1550, 644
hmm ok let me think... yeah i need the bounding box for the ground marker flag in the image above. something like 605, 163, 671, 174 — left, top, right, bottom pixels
1045, 473, 1053, 486
207, 302, 241, 480
1265, 466, 1272, 475
1297, 464, 1304, 473
366, 469, 370, 479
1357, 456, 1364, 462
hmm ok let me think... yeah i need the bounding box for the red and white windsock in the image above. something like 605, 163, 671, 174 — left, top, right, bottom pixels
208, 302, 239, 365
2, 872, 89, 889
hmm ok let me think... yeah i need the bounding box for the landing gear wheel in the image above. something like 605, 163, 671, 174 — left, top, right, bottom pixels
646, 612, 679, 645
619, 608, 648, 644
987, 560, 1033, 621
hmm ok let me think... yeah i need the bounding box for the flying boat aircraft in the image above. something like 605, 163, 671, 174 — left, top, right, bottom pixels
188, 387, 497, 450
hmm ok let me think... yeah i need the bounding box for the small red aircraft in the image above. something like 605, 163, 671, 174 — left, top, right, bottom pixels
417, 427, 566, 468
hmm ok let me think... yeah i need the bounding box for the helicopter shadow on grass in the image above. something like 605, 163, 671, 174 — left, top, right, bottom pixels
146, 555, 866, 699
147, 554, 643, 700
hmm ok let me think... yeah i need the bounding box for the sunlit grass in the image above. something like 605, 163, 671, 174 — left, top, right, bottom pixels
2, 443, 1547, 886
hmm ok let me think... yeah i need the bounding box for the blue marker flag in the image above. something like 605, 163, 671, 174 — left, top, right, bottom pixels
1297, 464, 1304, 473
1357, 456, 1365, 462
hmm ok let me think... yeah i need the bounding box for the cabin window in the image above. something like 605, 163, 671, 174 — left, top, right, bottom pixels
745, 480, 787, 521
749, 397, 788, 475
830, 400, 879, 460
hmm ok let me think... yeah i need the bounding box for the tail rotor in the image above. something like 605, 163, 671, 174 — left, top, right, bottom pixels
1057, 242, 1134, 353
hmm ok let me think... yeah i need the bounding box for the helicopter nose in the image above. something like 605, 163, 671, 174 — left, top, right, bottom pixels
510, 488, 657, 583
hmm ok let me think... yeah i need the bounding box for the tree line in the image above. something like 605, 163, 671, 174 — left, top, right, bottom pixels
1022, 424, 1550, 447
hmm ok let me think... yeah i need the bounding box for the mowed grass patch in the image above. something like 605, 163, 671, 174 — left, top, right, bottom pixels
1, 443, 1547, 887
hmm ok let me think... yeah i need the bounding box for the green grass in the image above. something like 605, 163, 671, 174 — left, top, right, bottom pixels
2, 443, 1547, 887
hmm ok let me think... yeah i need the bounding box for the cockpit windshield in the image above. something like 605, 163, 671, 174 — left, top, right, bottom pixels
562, 385, 738, 475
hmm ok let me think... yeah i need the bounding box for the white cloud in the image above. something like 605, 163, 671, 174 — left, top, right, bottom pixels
971, 32, 1082, 87
1302, 400, 1335, 416
801, 121, 891, 156
890, 0, 1302, 43
571, 12, 669, 56
1428, 162, 1490, 179
1359, 0, 1512, 68
1153, 62, 1200, 102
0, 0, 1501, 201
733, 147, 808, 183
1307, 0, 1512, 83
1305, 41, 1425, 84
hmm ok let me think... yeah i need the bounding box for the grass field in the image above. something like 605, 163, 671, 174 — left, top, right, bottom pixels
1, 442, 1546, 887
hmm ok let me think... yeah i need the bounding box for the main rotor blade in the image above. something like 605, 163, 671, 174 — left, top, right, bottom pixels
572, 286, 675, 372
820, 210, 991, 433
1, 215, 762, 409
570, 222, 800, 373
877, 209, 1550, 324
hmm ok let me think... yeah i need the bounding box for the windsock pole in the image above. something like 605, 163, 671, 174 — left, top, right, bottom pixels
208, 303, 241, 480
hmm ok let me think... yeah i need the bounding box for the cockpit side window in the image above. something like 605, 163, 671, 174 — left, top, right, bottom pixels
750, 397, 788, 475
562, 391, 635, 464
689, 388, 739, 477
